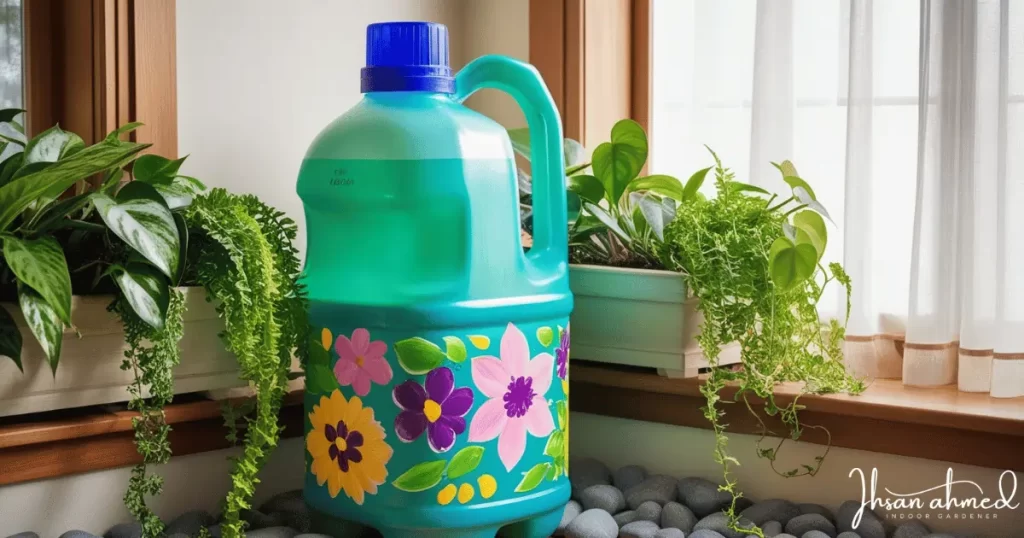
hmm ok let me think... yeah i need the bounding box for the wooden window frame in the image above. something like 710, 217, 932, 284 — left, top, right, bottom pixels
23, 0, 177, 158
529, 0, 651, 154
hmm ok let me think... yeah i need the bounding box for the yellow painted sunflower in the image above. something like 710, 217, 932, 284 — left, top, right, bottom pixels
307, 390, 393, 504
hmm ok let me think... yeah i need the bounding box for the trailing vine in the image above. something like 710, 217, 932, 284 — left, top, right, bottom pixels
112, 289, 185, 537
660, 154, 864, 537
185, 188, 307, 538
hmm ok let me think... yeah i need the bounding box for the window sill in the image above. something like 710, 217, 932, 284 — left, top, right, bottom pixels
568, 362, 1024, 471
0, 391, 305, 486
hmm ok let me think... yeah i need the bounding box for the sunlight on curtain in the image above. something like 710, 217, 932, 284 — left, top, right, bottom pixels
650, 0, 1023, 397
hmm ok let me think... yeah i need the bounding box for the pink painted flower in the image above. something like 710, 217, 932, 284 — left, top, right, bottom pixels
334, 328, 393, 396
468, 323, 555, 471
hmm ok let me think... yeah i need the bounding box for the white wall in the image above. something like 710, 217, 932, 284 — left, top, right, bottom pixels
0, 438, 304, 536
461, 0, 530, 128
176, 0, 466, 258
571, 413, 1023, 537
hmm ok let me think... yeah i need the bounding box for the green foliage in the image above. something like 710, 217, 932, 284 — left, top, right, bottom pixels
113, 289, 185, 537
659, 151, 864, 538
185, 189, 307, 538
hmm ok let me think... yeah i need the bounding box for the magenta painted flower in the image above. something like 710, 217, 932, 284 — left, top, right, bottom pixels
556, 326, 570, 380
393, 366, 474, 453
334, 328, 393, 397
468, 323, 555, 471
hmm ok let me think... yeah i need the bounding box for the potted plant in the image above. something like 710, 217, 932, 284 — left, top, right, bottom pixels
511, 120, 741, 377
0, 110, 307, 538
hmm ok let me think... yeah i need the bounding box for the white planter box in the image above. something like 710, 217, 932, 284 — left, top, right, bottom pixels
0, 287, 245, 417
569, 264, 741, 378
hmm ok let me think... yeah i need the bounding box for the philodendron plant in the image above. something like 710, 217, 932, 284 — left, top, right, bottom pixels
0, 113, 196, 372
510, 119, 697, 268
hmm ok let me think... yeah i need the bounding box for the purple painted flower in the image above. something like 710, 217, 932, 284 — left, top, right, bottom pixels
556, 326, 570, 380
392, 366, 474, 453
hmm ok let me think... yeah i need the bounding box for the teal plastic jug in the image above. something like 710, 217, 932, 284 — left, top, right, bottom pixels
297, 22, 572, 538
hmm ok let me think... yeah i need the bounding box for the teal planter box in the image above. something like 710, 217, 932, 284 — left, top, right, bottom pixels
568, 265, 740, 378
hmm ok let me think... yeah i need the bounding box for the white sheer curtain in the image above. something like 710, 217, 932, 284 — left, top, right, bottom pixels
650, 0, 1024, 397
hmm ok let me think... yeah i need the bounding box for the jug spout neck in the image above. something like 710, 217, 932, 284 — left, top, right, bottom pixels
363, 91, 453, 103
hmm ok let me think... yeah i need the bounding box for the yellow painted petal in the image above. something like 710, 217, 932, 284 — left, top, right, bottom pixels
477, 474, 497, 499
437, 483, 457, 505
468, 335, 490, 349
458, 483, 475, 504
562, 379, 569, 396
306, 430, 331, 458
321, 328, 333, 350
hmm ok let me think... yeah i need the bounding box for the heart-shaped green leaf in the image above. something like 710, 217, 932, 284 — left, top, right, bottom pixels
793, 186, 833, 223
392, 460, 446, 492
783, 175, 817, 200
0, 138, 149, 230
92, 182, 180, 279
446, 446, 485, 480
636, 193, 670, 241
18, 284, 63, 374
568, 174, 605, 204
443, 336, 467, 363
2, 236, 72, 324
515, 462, 551, 493
627, 174, 685, 201
394, 337, 446, 375
0, 305, 23, 371
592, 119, 648, 205
133, 154, 187, 185
112, 263, 170, 330
792, 210, 827, 259
768, 237, 817, 290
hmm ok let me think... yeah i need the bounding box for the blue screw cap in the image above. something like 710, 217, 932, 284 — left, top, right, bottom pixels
361, 22, 454, 94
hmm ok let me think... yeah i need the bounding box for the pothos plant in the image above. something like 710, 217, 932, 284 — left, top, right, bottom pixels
659, 152, 865, 537
0, 110, 306, 538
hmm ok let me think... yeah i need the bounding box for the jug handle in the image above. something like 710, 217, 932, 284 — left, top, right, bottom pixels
454, 55, 568, 284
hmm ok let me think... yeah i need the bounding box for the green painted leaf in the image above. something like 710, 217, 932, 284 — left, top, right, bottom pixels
0, 304, 23, 371
557, 400, 568, 430
2, 236, 72, 325
568, 174, 605, 204
792, 210, 827, 259
446, 446, 485, 479
515, 463, 551, 493
682, 166, 712, 201
768, 237, 818, 290
391, 460, 446, 492
545, 464, 559, 481
591, 119, 648, 204
627, 174, 684, 201
544, 431, 565, 458
18, 284, 63, 374
537, 326, 554, 347
394, 337, 446, 375
133, 154, 187, 186
442, 336, 467, 363
92, 182, 180, 279
305, 336, 340, 394
112, 263, 170, 330
0, 138, 149, 230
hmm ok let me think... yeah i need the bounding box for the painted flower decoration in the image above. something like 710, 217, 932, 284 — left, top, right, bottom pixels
393, 366, 474, 452
556, 325, 570, 380
334, 328, 393, 396
468, 323, 555, 471
307, 390, 393, 504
